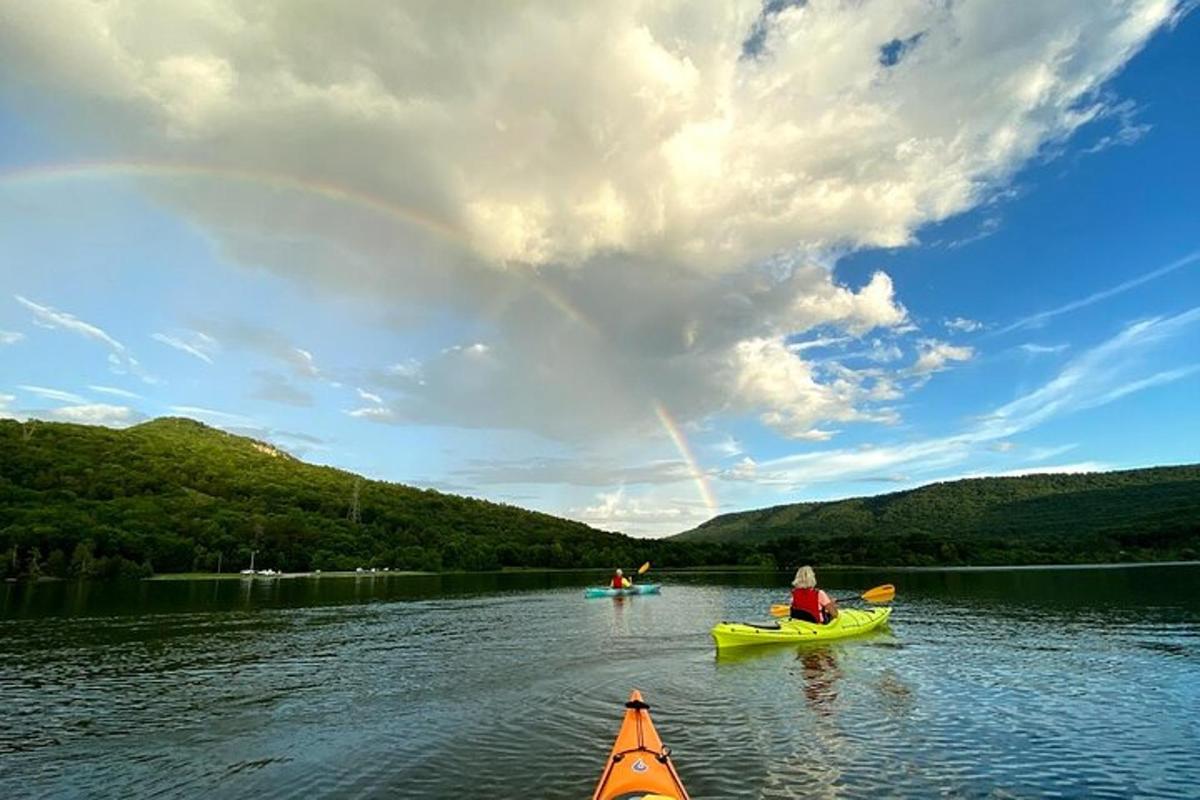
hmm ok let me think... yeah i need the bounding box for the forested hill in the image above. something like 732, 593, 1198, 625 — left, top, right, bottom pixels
672, 465, 1200, 562
3, 417, 1197, 579
0, 417, 662, 579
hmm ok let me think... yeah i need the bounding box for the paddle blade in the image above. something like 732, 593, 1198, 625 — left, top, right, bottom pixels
769, 603, 789, 617
860, 584, 895, 604
638, 561, 651, 575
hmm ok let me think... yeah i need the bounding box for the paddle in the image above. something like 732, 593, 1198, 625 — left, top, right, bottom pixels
769, 583, 895, 617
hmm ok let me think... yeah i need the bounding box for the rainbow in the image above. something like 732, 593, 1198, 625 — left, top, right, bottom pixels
654, 401, 719, 517
2, 159, 717, 519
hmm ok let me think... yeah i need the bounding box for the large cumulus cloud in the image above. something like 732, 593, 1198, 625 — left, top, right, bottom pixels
0, 0, 1181, 442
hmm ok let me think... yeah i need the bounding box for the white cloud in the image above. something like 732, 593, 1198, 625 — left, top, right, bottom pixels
151, 330, 217, 363
455, 457, 692, 487
7, 0, 1159, 269
730, 336, 899, 439
0, 1, 1182, 444
945, 317, 984, 333
712, 435, 743, 458
0, 330, 24, 345
14, 296, 154, 381
293, 348, 319, 378
1027, 443, 1080, 462
49, 403, 138, 427
17, 384, 86, 404
346, 406, 397, 421
1019, 343, 1070, 355
729, 307, 1200, 489
88, 385, 142, 399
169, 405, 257, 428
907, 340, 975, 376
14, 295, 125, 351
356, 387, 383, 405
572, 488, 702, 526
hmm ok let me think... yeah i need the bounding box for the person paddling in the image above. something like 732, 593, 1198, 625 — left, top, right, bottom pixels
610, 568, 631, 590
789, 565, 838, 623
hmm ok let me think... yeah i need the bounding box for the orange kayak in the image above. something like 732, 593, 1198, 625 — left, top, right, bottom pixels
592, 690, 690, 800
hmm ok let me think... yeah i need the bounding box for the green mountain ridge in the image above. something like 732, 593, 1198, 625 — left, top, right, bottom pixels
672, 465, 1200, 564
0, 417, 660, 578
2, 417, 1197, 579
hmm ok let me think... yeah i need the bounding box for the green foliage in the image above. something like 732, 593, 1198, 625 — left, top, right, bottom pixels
2, 418, 1196, 579
673, 465, 1200, 568
0, 417, 726, 578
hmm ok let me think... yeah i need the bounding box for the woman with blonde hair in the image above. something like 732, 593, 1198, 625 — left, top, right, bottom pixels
789, 565, 838, 623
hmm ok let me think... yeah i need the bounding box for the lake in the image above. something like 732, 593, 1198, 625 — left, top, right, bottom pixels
2, 565, 1198, 798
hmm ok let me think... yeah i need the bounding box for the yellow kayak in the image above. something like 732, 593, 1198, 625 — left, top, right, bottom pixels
711, 607, 892, 650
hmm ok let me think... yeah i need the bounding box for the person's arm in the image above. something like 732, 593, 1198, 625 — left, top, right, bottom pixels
818, 589, 839, 619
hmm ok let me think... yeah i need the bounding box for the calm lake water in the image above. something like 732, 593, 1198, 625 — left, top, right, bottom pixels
2, 565, 1198, 798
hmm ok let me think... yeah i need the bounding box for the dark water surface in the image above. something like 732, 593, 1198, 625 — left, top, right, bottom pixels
3, 565, 1198, 798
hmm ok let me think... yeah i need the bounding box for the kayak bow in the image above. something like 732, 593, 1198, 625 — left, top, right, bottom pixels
711, 607, 892, 650
593, 690, 689, 800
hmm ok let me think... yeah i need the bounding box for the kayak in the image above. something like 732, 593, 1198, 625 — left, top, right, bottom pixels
593, 690, 689, 800
584, 584, 662, 598
711, 607, 892, 650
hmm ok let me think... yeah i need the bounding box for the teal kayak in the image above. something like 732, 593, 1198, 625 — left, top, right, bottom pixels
584, 584, 662, 598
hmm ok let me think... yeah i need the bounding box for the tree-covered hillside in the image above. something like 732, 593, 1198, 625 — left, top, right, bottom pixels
3, 417, 1197, 579
673, 466, 1200, 565
0, 418, 702, 579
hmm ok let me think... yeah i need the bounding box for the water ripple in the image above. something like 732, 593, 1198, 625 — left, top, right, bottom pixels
2, 567, 1199, 798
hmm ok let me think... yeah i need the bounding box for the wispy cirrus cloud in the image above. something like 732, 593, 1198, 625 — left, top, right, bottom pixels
1018, 343, 1070, 355
88, 385, 142, 399
0, 330, 24, 345
15, 295, 125, 351
17, 384, 86, 404
168, 405, 257, 428
14, 295, 153, 381
944, 317, 984, 333
356, 387, 383, 405
726, 307, 1200, 490
996, 250, 1200, 335
151, 330, 217, 363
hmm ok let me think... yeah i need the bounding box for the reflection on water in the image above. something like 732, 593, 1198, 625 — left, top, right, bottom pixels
1, 564, 1198, 798
796, 647, 841, 717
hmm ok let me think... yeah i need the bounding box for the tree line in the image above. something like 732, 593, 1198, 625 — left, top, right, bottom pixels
2, 418, 1196, 581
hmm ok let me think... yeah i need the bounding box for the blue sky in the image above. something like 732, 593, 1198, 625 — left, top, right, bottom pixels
1, 1, 1197, 536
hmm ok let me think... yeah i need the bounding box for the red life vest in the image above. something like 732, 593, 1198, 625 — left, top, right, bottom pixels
790, 587, 824, 623
611, 574, 625, 589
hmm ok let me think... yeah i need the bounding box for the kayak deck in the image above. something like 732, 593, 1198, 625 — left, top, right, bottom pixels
584, 584, 662, 598
593, 690, 689, 800
711, 607, 892, 649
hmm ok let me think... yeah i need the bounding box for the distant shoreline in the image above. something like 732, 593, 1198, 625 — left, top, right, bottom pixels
147, 569, 434, 581
139, 560, 1200, 582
